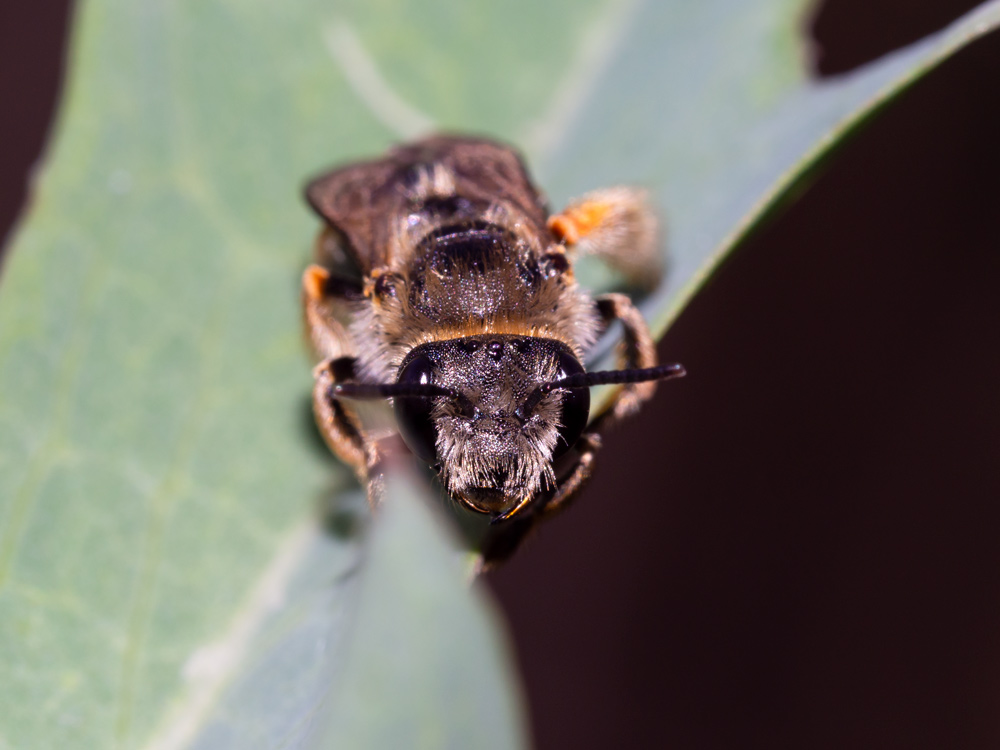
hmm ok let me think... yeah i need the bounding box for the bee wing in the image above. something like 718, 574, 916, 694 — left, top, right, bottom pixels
393, 135, 549, 227
305, 159, 402, 273
305, 135, 549, 273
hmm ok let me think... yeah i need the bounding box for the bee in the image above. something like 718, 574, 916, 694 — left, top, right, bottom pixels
302, 135, 684, 559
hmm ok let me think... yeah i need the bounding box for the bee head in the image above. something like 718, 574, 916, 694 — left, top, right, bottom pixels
333, 336, 683, 523
393, 336, 589, 520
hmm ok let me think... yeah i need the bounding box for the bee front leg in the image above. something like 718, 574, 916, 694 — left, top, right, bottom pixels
477, 433, 604, 569
538, 432, 603, 520
595, 293, 658, 420
313, 357, 384, 509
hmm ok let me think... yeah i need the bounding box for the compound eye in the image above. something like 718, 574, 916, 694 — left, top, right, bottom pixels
552, 351, 590, 459
393, 354, 439, 464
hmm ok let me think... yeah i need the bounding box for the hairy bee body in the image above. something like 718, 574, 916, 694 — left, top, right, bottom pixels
303, 136, 682, 560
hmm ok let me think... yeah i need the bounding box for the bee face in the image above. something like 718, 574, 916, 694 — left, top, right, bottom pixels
393, 336, 590, 516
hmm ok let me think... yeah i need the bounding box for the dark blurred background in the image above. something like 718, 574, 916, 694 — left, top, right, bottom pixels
3, 2, 999, 748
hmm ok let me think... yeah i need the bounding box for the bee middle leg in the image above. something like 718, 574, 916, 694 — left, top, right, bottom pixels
595, 293, 658, 421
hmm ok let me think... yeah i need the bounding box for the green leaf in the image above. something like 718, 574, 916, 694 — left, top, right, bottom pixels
1, 0, 997, 748
304, 477, 525, 750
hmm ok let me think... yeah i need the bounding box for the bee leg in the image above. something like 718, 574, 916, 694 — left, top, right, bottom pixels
302, 264, 363, 362
475, 435, 603, 567
312, 357, 372, 487
313, 359, 403, 511
538, 432, 603, 520
594, 293, 658, 420
478, 432, 604, 568
548, 187, 662, 289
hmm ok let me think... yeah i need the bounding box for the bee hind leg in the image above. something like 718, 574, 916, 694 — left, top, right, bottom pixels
548, 187, 662, 289
302, 263, 363, 362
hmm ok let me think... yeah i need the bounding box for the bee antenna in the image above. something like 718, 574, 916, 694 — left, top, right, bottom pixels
333, 382, 476, 415
545, 363, 686, 391
522, 363, 686, 414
